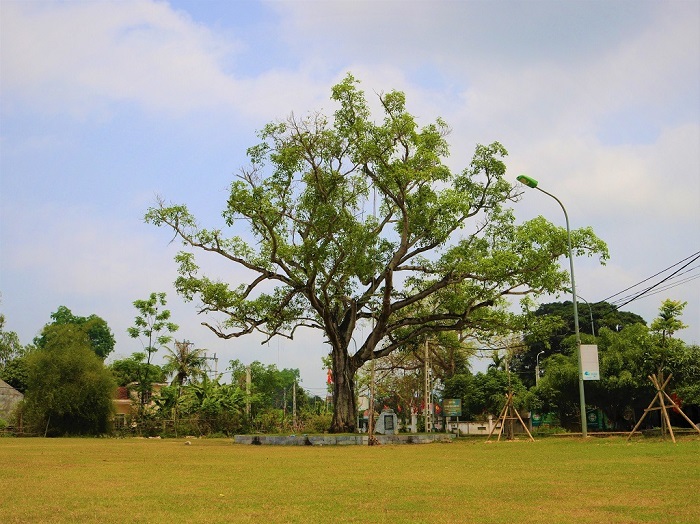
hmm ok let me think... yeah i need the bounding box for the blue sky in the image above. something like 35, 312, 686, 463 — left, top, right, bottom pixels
1, 0, 698, 393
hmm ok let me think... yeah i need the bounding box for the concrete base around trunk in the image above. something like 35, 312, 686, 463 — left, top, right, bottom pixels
233, 434, 455, 446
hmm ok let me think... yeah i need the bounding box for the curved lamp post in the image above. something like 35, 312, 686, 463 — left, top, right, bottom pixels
567, 290, 595, 337
517, 175, 588, 437
535, 350, 545, 386
579, 294, 595, 338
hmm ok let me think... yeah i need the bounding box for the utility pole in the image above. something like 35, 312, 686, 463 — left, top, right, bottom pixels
246, 365, 251, 418
424, 338, 431, 432
202, 350, 217, 380
368, 352, 376, 437
292, 379, 297, 429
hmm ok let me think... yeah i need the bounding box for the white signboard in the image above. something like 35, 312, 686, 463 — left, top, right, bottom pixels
581, 344, 600, 381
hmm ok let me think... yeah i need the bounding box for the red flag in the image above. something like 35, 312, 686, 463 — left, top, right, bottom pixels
670, 392, 682, 414
326, 369, 333, 385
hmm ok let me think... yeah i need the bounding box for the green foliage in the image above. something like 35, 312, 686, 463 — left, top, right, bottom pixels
443, 366, 530, 421
301, 412, 333, 433
146, 74, 608, 432
109, 353, 166, 387
515, 301, 645, 387
650, 299, 688, 340
34, 306, 115, 360
532, 353, 582, 428
178, 377, 247, 435
23, 324, 116, 435
127, 292, 178, 409
356, 334, 474, 422
0, 311, 25, 370
472, 368, 529, 417
142, 377, 249, 436
0, 355, 30, 393
442, 373, 476, 419
162, 340, 207, 387
229, 360, 306, 420
534, 300, 698, 430
127, 292, 179, 356
667, 343, 700, 406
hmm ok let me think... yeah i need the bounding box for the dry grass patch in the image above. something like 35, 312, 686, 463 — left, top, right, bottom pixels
0, 436, 698, 523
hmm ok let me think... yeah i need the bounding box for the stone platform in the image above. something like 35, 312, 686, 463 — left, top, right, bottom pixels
233, 434, 455, 446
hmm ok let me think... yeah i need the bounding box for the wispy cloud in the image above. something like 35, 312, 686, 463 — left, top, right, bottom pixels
2, 1, 241, 116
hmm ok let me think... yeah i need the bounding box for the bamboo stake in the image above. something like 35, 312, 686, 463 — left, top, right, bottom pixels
660, 389, 700, 434
512, 405, 535, 442
652, 374, 676, 443
486, 395, 510, 442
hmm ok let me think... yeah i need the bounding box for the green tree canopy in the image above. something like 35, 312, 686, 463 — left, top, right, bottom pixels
229, 360, 307, 420
109, 353, 166, 387
0, 355, 30, 394
35, 306, 116, 360
356, 331, 473, 418
514, 301, 645, 387
23, 324, 116, 435
0, 311, 25, 370
146, 74, 608, 432
535, 300, 698, 429
0, 309, 27, 392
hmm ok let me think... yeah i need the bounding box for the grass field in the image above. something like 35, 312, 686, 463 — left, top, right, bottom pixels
1, 436, 698, 523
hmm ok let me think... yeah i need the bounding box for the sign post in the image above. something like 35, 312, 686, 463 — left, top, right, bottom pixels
443, 399, 462, 434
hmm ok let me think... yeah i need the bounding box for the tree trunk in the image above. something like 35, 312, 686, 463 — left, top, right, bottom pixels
329, 346, 358, 433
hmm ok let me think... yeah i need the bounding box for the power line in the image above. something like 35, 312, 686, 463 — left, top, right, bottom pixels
635, 274, 700, 300
609, 266, 700, 306
612, 253, 700, 310
600, 250, 699, 303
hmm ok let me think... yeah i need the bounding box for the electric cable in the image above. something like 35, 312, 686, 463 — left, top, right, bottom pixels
599, 250, 699, 303
609, 269, 700, 306
612, 253, 700, 310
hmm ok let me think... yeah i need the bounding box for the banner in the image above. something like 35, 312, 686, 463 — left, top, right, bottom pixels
581, 344, 600, 380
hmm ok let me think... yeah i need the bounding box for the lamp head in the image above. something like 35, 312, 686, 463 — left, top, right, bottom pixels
516, 175, 539, 188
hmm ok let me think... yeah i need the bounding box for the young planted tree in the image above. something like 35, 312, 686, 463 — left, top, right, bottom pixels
127, 292, 178, 410
146, 75, 607, 432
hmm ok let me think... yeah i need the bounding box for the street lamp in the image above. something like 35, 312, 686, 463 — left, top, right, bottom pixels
517, 174, 588, 437
566, 290, 596, 337
535, 350, 545, 386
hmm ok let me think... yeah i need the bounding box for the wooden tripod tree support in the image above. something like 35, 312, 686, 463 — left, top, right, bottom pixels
626, 372, 700, 443
486, 391, 535, 442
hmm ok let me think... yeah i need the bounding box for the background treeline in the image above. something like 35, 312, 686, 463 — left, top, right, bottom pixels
1, 298, 698, 436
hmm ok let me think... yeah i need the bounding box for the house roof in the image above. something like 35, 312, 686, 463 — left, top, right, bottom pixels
0, 378, 24, 419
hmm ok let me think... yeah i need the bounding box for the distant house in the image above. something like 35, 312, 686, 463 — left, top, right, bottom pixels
0, 378, 23, 422
113, 386, 133, 428
112, 382, 168, 428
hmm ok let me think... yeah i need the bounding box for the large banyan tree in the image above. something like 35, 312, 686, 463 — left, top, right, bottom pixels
146, 74, 608, 432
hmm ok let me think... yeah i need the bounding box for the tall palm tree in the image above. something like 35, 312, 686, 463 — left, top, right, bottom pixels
163, 340, 207, 387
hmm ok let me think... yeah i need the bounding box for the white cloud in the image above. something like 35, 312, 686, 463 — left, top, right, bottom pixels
0, 0, 344, 124
2, 204, 172, 297
1, 0, 698, 361
1, 1, 239, 116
